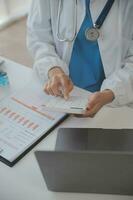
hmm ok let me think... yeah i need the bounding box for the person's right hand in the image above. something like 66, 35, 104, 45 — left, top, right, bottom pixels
44, 67, 73, 100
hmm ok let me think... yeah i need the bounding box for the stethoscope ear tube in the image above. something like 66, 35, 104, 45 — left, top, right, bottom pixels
56, 0, 78, 42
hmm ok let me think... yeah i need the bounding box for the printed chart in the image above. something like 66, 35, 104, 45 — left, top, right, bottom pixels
0, 106, 39, 131
0, 84, 66, 163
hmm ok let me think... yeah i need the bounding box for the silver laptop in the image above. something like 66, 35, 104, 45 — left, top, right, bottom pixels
35, 128, 133, 195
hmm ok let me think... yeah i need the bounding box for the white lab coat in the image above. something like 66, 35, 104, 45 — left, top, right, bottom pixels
27, 0, 133, 106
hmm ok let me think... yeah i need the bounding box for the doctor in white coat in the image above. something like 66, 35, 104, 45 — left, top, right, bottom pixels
27, 0, 133, 117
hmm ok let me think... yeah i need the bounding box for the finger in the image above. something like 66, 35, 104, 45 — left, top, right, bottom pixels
87, 96, 97, 109
87, 92, 100, 109
84, 104, 101, 117
49, 88, 55, 96
51, 76, 63, 96
47, 82, 55, 96
83, 112, 96, 118
44, 83, 49, 95
50, 81, 62, 97
85, 105, 98, 116
58, 91, 64, 97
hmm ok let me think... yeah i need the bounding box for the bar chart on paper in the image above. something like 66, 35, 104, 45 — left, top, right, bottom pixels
0, 83, 66, 165
0, 106, 40, 132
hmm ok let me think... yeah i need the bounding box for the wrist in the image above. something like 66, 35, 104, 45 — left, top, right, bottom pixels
48, 67, 65, 79
101, 89, 115, 104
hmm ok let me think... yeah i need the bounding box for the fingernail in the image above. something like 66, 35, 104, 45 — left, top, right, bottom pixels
86, 107, 90, 111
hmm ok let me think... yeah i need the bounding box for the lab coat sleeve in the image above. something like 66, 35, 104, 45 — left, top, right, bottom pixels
27, 0, 68, 82
101, 39, 133, 106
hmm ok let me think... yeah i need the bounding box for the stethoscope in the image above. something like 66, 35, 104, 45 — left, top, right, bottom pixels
56, 0, 78, 42
56, 0, 115, 42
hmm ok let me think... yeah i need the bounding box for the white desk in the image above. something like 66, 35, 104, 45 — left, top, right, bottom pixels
0, 58, 133, 200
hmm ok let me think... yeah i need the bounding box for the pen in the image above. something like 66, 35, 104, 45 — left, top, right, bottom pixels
70, 107, 84, 110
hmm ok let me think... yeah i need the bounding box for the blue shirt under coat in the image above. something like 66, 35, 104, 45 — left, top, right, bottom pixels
69, 0, 105, 92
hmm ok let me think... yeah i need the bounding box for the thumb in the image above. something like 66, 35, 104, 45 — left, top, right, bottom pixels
87, 94, 98, 109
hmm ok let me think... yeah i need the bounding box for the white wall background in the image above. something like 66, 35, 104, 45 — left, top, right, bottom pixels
0, 0, 31, 28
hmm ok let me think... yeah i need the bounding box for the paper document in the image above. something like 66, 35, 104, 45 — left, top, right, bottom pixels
0, 82, 67, 164
13, 81, 90, 114
42, 86, 90, 114
11, 81, 90, 113
0, 79, 90, 165
42, 95, 89, 114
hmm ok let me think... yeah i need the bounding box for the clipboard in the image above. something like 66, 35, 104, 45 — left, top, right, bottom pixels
0, 83, 69, 167
0, 114, 68, 167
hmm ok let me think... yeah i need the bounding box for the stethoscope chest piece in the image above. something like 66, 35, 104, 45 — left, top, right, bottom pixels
85, 27, 100, 42
85, 0, 115, 42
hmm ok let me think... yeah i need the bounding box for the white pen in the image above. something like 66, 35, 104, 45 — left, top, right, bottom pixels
70, 107, 83, 110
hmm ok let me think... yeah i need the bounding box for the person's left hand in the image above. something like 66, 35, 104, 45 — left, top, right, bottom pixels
76, 90, 114, 118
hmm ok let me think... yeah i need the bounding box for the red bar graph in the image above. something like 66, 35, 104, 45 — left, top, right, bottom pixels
0, 106, 40, 132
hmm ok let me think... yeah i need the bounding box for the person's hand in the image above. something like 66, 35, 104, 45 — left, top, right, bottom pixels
44, 67, 73, 100
75, 90, 114, 118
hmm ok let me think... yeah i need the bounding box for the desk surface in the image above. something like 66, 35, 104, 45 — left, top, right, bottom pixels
0, 58, 133, 200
